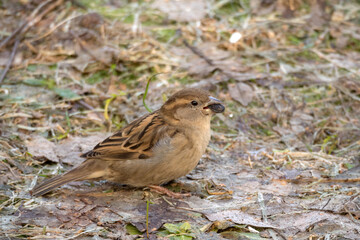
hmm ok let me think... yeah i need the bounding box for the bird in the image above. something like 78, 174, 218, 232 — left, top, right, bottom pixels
31, 88, 225, 198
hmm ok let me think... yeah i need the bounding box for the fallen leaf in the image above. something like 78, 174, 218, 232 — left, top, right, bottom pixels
152, 0, 206, 22
26, 136, 59, 162
55, 134, 109, 165
53, 88, 80, 100
206, 210, 278, 229
308, 0, 330, 28
290, 110, 314, 134
229, 82, 254, 106
66, 46, 120, 72
25, 134, 109, 165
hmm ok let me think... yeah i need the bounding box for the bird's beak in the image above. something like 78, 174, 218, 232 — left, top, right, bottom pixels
203, 96, 225, 114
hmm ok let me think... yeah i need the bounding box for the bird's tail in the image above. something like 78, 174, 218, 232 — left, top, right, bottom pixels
31, 160, 105, 197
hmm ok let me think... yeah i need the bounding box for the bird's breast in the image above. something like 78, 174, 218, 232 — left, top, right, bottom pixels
107, 125, 211, 186
149, 126, 211, 181
169, 127, 210, 169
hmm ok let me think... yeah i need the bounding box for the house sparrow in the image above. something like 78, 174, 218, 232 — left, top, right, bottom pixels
31, 88, 225, 197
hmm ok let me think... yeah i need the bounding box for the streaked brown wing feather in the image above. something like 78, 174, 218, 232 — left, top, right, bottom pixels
81, 111, 177, 160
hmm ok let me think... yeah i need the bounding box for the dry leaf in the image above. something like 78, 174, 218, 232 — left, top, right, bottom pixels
206, 210, 278, 229
66, 46, 120, 72
25, 134, 109, 165
26, 136, 59, 162
290, 110, 314, 134
152, 0, 206, 22
228, 82, 254, 106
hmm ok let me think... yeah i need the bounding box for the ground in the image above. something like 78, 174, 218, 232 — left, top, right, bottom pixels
1, 0, 360, 239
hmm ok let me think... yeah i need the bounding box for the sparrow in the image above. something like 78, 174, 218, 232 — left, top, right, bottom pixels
31, 88, 225, 197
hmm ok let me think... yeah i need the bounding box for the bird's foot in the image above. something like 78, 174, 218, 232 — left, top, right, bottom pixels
148, 185, 191, 199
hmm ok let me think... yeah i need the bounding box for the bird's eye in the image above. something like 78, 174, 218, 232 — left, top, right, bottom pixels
191, 100, 198, 106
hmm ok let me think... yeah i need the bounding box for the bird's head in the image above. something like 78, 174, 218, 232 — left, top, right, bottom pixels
160, 88, 225, 127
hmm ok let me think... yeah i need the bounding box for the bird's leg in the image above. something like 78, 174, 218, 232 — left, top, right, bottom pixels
148, 185, 191, 199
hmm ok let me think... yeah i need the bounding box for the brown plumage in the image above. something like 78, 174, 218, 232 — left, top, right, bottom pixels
31, 88, 225, 197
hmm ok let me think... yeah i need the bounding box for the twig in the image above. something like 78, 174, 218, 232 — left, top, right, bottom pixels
246, 151, 253, 168
0, 0, 61, 49
258, 192, 268, 222
21, 0, 64, 41
0, 160, 19, 179
143, 192, 151, 238
312, 49, 360, 78
335, 85, 360, 102
0, 0, 42, 50
258, 192, 282, 240
0, 22, 27, 50
183, 39, 214, 66
285, 177, 360, 184
321, 198, 331, 210
343, 205, 359, 224
30, 14, 83, 42
0, 38, 20, 84
78, 100, 94, 110
0, 0, 63, 83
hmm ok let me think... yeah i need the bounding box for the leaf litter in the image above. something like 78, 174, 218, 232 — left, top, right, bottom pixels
1, 0, 360, 239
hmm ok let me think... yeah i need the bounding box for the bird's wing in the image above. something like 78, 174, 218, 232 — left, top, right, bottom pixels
81, 111, 179, 160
